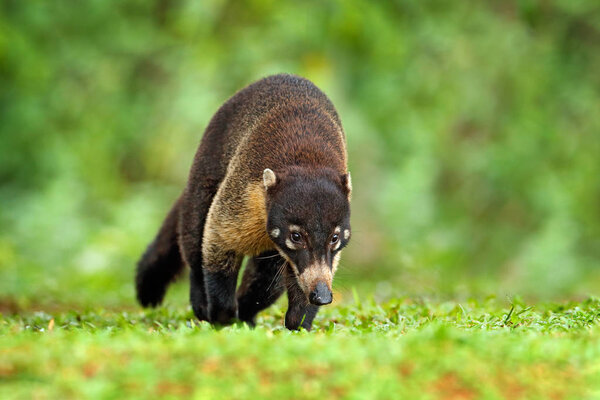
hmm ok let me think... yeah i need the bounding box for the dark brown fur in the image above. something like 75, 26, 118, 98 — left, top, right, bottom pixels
136, 74, 350, 330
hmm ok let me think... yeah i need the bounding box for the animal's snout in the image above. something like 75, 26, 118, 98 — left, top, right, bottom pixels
309, 281, 332, 305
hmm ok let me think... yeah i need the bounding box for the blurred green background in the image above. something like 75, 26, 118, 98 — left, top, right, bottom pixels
1, 0, 599, 308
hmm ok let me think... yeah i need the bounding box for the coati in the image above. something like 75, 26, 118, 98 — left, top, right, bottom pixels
135, 74, 351, 331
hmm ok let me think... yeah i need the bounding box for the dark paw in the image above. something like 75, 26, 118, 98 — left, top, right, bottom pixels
285, 310, 312, 331
136, 282, 166, 308
285, 303, 319, 331
237, 304, 258, 327
208, 305, 238, 326
191, 303, 208, 321
238, 313, 257, 328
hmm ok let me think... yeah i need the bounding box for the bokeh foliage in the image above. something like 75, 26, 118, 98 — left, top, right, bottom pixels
1, 0, 599, 304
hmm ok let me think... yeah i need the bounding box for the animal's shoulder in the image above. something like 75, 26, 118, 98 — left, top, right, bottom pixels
207, 180, 272, 256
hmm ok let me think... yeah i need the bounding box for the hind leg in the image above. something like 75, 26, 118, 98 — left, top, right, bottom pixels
237, 251, 287, 326
136, 199, 184, 307
179, 184, 218, 321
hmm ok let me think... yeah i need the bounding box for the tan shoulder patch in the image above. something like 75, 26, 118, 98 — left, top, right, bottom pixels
204, 181, 274, 257
241, 182, 274, 254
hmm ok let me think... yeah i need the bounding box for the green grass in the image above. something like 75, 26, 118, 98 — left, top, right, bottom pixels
2, 297, 600, 399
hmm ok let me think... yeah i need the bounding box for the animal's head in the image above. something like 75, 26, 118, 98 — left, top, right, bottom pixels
263, 167, 351, 306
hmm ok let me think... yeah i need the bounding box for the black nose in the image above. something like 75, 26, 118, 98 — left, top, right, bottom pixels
309, 282, 332, 305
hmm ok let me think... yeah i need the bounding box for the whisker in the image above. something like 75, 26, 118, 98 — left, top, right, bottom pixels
266, 259, 287, 292
254, 253, 282, 260
267, 265, 284, 293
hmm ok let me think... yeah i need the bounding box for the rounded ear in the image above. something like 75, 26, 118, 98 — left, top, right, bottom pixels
263, 168, 277, 190
341, 172, 352, 199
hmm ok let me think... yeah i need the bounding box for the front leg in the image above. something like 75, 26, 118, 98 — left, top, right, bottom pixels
284, 266, 319, 331
237, 251, 287, 326
203, 245, 242, 326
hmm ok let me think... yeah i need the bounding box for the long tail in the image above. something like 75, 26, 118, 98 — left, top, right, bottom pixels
135, 198, 185, 307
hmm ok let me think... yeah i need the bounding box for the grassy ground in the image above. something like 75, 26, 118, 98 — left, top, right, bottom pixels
2, 296, 600, 399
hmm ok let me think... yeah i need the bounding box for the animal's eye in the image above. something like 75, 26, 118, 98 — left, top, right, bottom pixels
330, 234, 339, 245
290, 232, 303, 243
